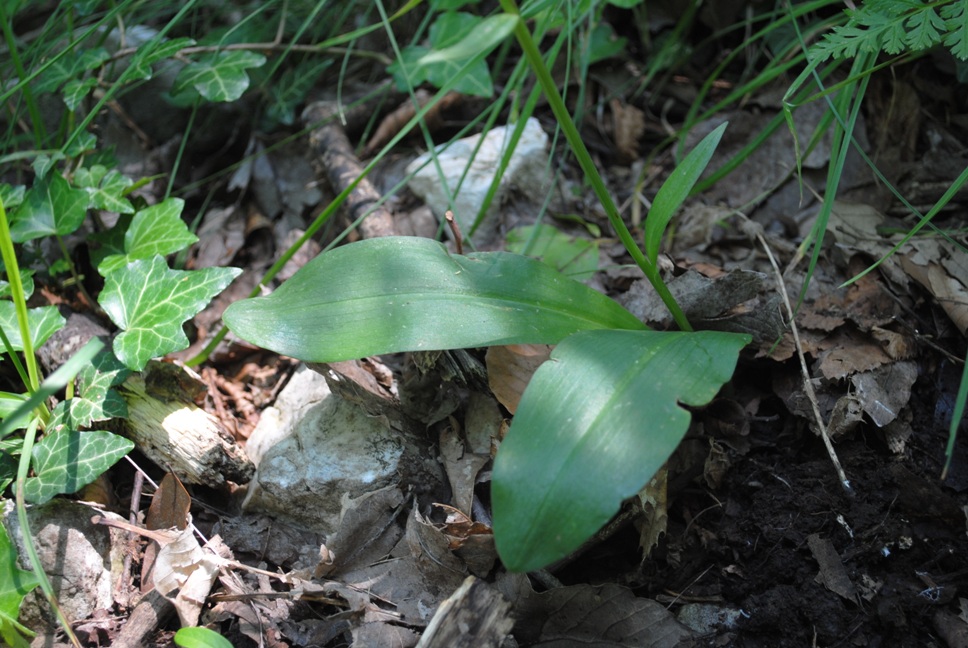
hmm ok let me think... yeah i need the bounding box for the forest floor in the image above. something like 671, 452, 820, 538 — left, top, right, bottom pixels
11, 5, 968, 648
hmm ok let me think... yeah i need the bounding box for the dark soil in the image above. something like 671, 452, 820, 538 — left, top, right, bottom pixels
612, 360, 968, 647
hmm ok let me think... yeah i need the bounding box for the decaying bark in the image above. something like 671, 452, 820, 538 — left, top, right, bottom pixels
117, 361, 254, 487
302, 100, 399, 240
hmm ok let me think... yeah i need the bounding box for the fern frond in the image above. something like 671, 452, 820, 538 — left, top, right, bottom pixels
812, 0, 968, 62
942, 2, 968, 59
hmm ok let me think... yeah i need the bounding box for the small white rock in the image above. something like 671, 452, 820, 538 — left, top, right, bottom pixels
406, 118, 550, 245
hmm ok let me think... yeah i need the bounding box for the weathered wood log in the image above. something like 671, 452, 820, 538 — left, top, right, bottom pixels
117, 361, 253, 487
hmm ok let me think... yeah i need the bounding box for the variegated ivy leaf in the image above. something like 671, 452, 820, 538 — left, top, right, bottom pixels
0, 303, 65, 352
98, 198, 196, 275
172, 51, 267, 102
68, 348, 131, 427
0, 269, 34, 300
128, 37, 196, 80
32, 47, 110, 94
8, 173, 87, 242
99, 255, 241, 370
74, 165, 135, 214
0, 184, 26, 210
22, 426, 134, 505
62, 77, 98, 110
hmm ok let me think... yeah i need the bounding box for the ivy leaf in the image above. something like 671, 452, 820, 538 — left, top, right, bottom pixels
172, 51, 267, 102
128, 37, 196, 80
0, 524, 39, 647
99, 256, 241, 370
22, 429, 134, 504
74, 165, 135, 214
0, 270, 34, 300
97, 198, 197, 275
68, 348, 131, 428
32, 48, 109, 94
0, 303, 65, 352
492, 329, 750, 571
0, 185, 26, 211
61, 77, 98, 110
64, 131, 98, 158
9, 173, 88, 242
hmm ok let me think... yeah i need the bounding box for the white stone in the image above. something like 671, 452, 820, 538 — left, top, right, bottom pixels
242, 383, 407, 534
406, 118, 550, 245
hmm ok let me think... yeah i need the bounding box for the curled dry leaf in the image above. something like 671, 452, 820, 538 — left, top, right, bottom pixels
485, 344, 553, 414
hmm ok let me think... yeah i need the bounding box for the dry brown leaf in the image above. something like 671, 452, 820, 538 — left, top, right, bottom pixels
363, 90, 462, 158
610, 98, 646, 162
439, 422, 490, 517
513, 582, 694, 646
152, 520, 223, 626
901, 240, 968, 334
485, 344, 552, 414
635, 469, 668, 561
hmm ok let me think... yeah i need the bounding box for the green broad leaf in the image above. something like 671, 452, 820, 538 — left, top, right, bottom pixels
97, 198, 197, 276
492, 329, 750, 572
0, 303, 65, 352
22, 429, 134, 504
9, 173, 88, 242
75, 165, 135, 214
0, 185, 26, 211
99, 256, 241, 370
32, 48, 109, 94
88, 213, 133, 271
0, 338, 103, 440
0, 449, 15, 495
61, 77, 97, 110
172, 51, 267, 102
174, 627, 234, 648
431, 0, 480, 10
644, 122, 727, 264
223, 236, 645, 363
129, 37, 196, 80
428, 58, 492, 96
418, 13, 518, 66
63, 131, 97, 158
506, 224, 600, 281
430, 11, 480, 49
0, 523, 39, 647
388, 46, 431, 90
421, 13, 497, 97
585, 23, 627, 64
0, 392, 30, 437
0, 270, 34, 300
68, 348, 131, 428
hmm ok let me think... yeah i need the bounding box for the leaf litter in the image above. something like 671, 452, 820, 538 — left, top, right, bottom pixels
9, 9, 968, 648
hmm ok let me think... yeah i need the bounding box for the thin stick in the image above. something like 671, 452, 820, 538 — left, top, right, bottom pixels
445, 210, 463, 255
753, 225, 853, 494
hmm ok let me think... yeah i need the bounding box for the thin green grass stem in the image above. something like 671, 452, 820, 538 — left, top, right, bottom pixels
0, 200, 48, 419
500, 0, 690, 331
16, 418, 82, 648
942, 348, 968, 480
